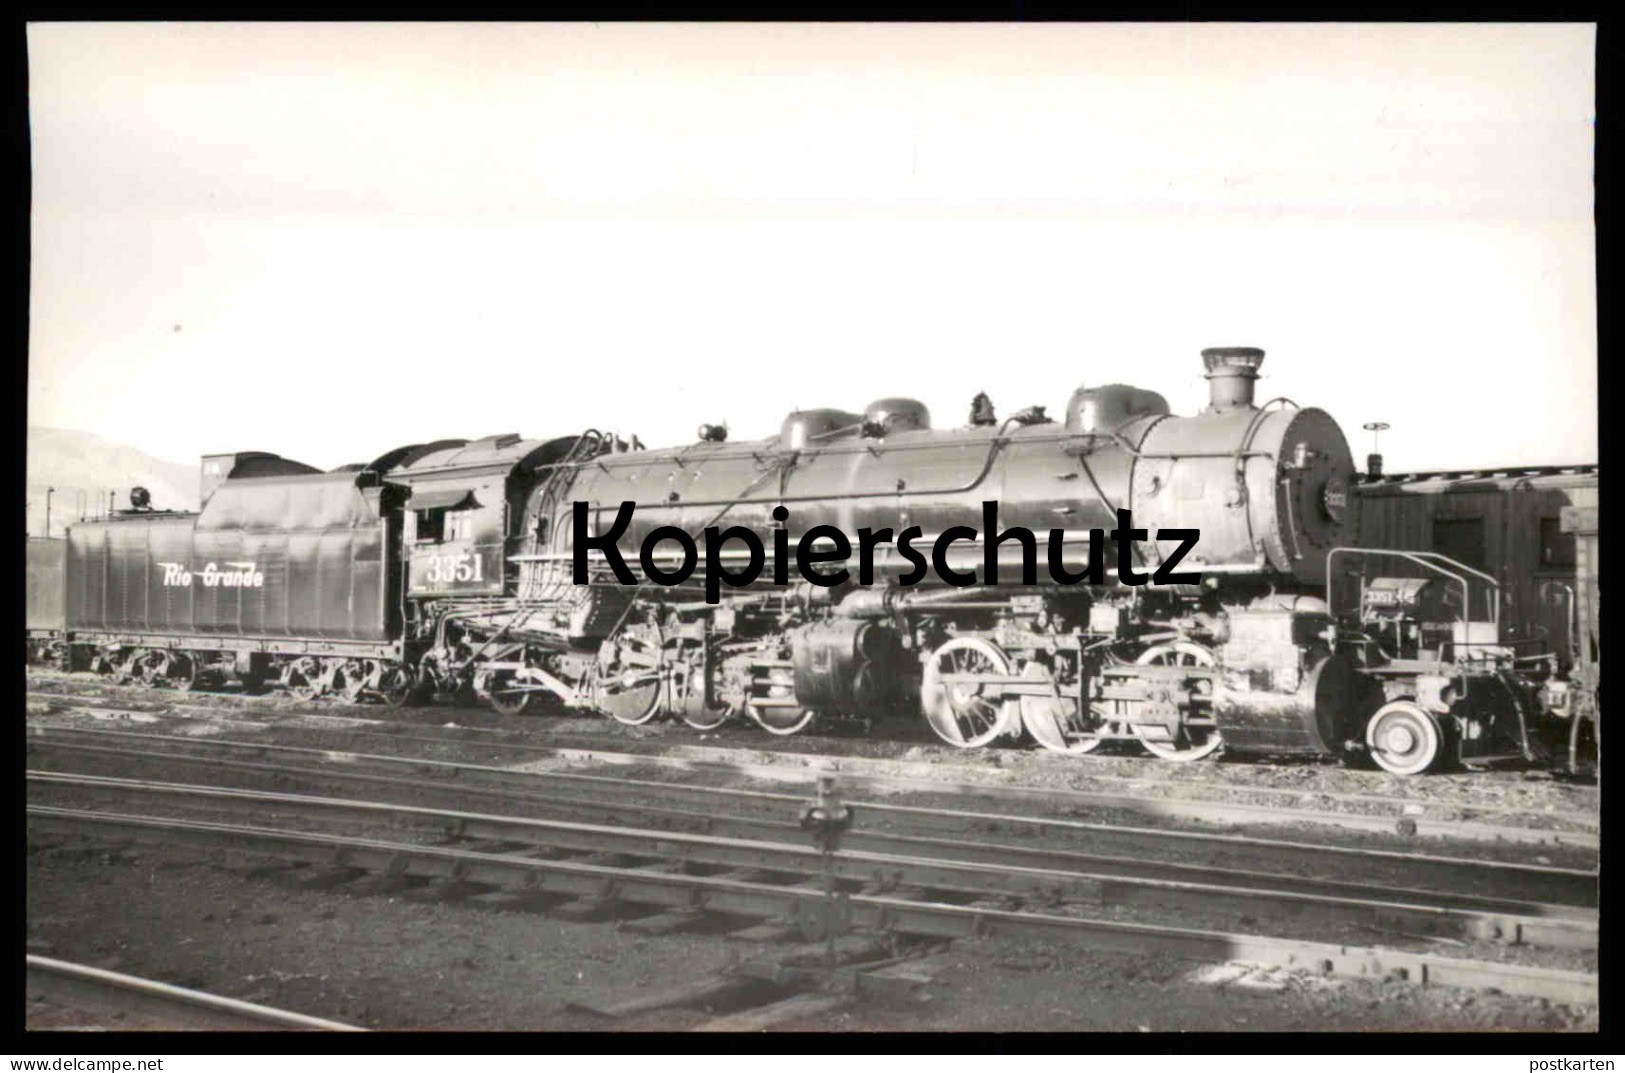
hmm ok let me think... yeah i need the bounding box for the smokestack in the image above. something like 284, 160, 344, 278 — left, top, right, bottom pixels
1201, 347, 1265, 412
1367, 452, 1384, 478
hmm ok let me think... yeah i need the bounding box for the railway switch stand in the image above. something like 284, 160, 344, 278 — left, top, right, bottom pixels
800, 774, 855, 852
800, 775, 855, 969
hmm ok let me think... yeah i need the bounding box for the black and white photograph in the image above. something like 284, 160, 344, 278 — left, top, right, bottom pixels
21, 21, 1598, 1043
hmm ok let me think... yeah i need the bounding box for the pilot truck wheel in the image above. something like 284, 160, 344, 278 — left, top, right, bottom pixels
1365, 700, 1443, 775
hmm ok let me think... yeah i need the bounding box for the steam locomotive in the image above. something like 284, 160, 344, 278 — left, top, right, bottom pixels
37, 347, 1554, 774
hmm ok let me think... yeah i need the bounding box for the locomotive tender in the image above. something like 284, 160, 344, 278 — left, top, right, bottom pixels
44, 347, 1546, 774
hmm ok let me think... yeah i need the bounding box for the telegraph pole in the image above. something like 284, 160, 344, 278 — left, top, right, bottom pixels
45, 487, 54, 538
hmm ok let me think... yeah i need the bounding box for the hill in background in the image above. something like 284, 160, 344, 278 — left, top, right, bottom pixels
26, 426, 200, 538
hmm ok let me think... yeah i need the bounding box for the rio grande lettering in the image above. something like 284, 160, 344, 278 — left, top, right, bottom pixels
156, 562, 265, 588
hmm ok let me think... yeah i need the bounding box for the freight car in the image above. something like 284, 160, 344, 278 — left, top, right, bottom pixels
1351, 464, 1599, 771
31, 347, 1579, 775
1353, 464, 1598, 661
26, 536, 65, 666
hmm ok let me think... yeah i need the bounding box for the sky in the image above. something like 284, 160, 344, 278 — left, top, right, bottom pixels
27, 22, 1597, 473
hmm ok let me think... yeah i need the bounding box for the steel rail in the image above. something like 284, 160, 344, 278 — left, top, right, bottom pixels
28, 771, 1598, 951
27, 724, 1599, 906
27, 805, 1598, 1006
26, 955, 364, 1031
525, 743, 1602, 848
649, 740, 1600, 827
27, 736, 1601, 920
27, 687, 1601, 831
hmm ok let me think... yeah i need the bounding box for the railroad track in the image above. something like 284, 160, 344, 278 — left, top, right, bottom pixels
29, 678, 1602, 825
26, 955, 362, 1031
29, 769, 1600, 954
27, 725, 1600, 902
25, 698, 1601, 848
27, 730, 1600, 1006
26, 799, 1598, 1007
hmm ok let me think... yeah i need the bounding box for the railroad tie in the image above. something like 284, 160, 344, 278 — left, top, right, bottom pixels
344, 873, 429, 897
690, 991, 849, 1033
401, 877, 488, 903
726, 921, 800, 943
855, 952, 963, 1002
551, 896, 621, 922
285, 864, 370, 891
567, 975, 746, 1019
464, 889, 561, 913
619, 908, 709, 936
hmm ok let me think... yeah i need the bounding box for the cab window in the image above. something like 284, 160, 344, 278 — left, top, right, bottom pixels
446, 510, 474, 543
416, 508, 475, 545
415, 509, 445, 544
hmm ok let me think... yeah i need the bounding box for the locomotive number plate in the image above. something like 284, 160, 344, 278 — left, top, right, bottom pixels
409, 546, 503, 594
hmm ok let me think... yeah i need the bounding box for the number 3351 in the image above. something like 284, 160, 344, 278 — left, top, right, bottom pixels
424, 553, 485, 584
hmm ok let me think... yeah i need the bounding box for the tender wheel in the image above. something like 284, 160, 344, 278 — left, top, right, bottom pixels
593, 618, 665, 726
1365, 700, 1443, 775
104, 649, 135, 683
136, 649, 172, 687
336, 659, 371, 704
920, 637, 1015, 748
378, 663, 418, 709
1130, 641, 1222, 762
168, 651, 200, 692
284, 657, 324, 702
